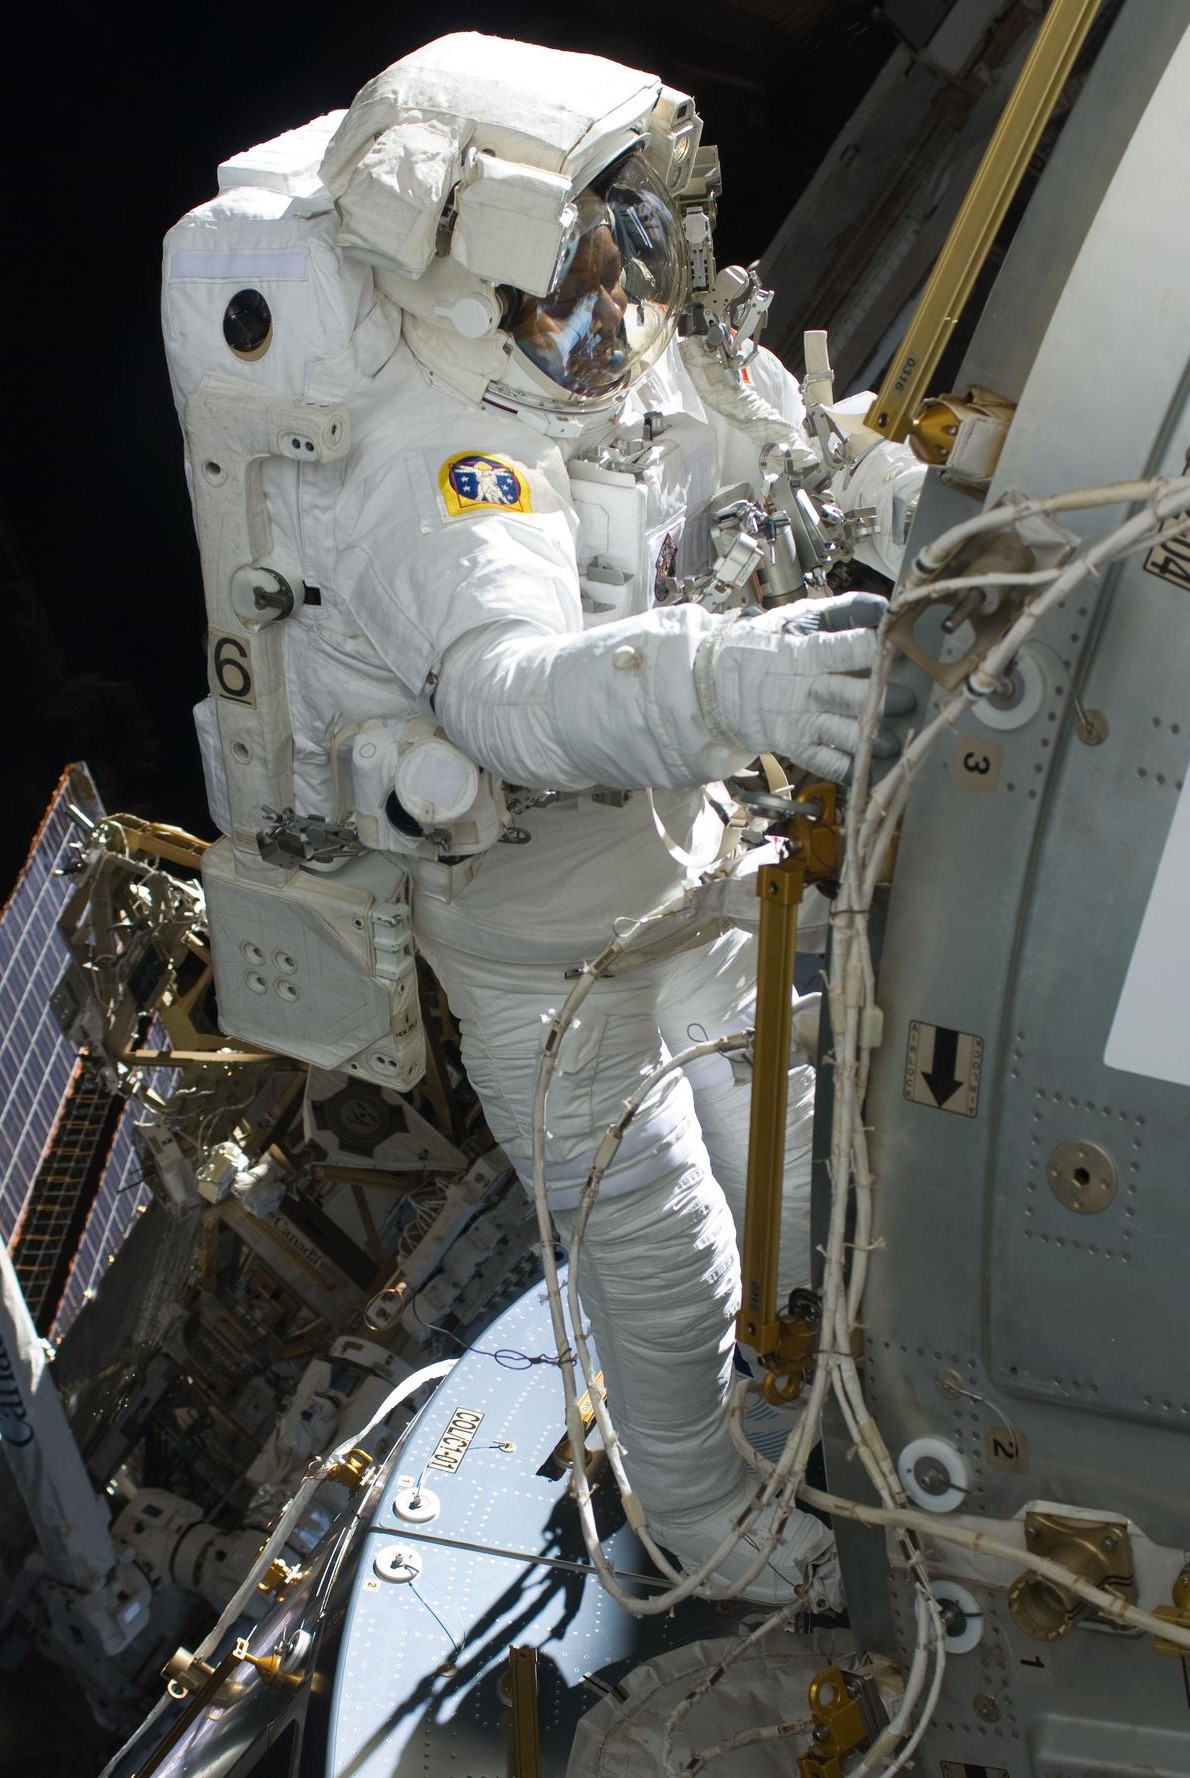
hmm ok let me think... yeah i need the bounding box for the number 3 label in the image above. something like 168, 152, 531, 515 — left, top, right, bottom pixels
954, 734, 1002, 792
210, 630, 256, 706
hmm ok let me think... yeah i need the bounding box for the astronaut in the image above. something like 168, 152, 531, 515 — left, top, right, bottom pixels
174, 33, 922, 1603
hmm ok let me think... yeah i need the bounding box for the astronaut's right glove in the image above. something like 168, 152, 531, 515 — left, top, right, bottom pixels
693, 591, 915, 784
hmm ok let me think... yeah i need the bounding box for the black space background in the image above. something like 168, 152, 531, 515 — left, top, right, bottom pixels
0, 3, 896, 898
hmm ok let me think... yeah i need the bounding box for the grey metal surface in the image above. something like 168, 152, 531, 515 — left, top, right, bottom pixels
760, 6, 1033, 386
327, 1276, 751, 1778
828, 3, 1190, 1772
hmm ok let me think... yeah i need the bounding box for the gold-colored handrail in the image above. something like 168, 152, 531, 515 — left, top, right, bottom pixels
737, 786, 840, 1402
866, 0, 1103, 443
508, 1645, 543, 1778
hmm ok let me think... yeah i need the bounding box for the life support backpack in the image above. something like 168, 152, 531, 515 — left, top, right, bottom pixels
163, 115, 426, 1091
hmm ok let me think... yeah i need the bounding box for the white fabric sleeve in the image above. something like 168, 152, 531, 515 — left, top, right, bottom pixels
742, 341, 809, 430
679, 338, 924, 578
678, 338, 819, 486
432, 605, 752, 792
336, 455, 749, 792
831, 435, 925, 580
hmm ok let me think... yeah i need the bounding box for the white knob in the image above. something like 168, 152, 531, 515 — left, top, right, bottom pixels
897, 1436, 970, 1513
392, 1485, 441, 1524
435, 292, 501, 339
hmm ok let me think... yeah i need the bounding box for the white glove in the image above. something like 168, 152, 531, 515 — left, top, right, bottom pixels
694, 591, 914, 783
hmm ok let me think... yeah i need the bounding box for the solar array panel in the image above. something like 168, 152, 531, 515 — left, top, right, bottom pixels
52, 1092, 153, 1342
0, 764, 155, 1341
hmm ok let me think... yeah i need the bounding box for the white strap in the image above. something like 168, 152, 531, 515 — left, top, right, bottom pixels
646, 787, 746, 874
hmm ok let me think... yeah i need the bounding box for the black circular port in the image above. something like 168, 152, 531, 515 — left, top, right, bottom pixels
222, 289, 273, 360
385, 791, 424, 839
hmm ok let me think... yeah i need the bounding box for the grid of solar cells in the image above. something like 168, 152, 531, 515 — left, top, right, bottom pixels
1, 765, 157, 1344
53, 1109, 153, 1340
12, 1059, 124, 1326
0, 765, 103, 1247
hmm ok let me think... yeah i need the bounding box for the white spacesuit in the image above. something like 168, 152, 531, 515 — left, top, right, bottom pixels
168, 33, 922, 1603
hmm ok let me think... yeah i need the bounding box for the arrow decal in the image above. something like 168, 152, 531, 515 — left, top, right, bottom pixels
923, 1025, 962, 1107
903, 1020, 984, 1118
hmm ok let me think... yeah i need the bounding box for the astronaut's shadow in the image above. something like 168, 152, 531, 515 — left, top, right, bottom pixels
334, 1481, 634, 1776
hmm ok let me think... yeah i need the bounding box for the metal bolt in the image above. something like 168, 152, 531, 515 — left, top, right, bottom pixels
373, 1543, 422, 1584
914, 1456, 953, 1496
987, 667, 1025, 710
1073, 706, 1109, 746
941, 587, 986, 635
973, 1693, 1000, 1723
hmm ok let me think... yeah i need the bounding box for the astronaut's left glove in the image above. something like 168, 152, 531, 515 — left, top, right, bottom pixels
779, 590, 890, 636
693, 594, 915, 784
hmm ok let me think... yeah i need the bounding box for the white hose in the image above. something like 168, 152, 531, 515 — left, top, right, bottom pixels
524, 471, 1190, 1765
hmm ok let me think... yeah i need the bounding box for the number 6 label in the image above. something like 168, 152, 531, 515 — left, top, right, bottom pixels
210, 630, 256, 706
